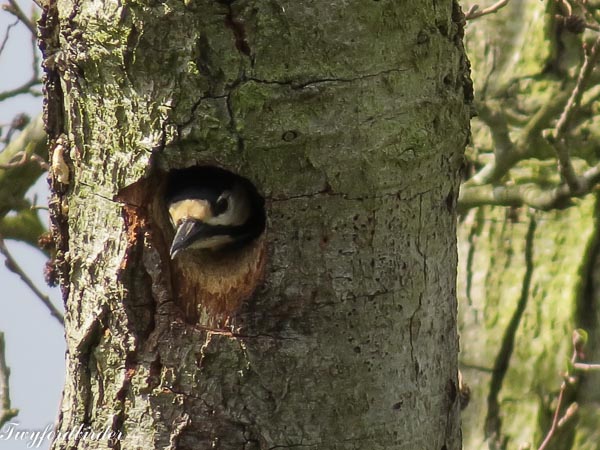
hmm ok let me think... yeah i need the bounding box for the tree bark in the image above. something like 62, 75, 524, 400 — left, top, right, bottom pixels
41, 1, 472, 449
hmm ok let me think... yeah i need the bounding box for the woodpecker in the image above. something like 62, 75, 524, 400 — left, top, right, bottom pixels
165, 167, 265, 259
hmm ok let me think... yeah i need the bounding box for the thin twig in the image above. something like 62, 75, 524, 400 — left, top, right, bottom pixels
537, 330, 585, 450
0, 78, 42, 102
0, 18, 19, 58
0, 113, 30, 144
537, 385, 569, 450
29, 6, 40, 81
550, 137, 581, 192
2, 0, 36, 35
554, 36, 600, 138
29, 154, 48, 170
585, 22, 600, 32
547, 36, 600, 192
465, 0, 511, 20
556, 0, 573, 16
0, 236, 64, 326
573, 362, 600, 371
0, 332, 18, 428
556, 403, 578, 428
0, 4, 41, 102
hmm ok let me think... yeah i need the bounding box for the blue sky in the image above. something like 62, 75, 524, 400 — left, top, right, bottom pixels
0, 3, 65, 450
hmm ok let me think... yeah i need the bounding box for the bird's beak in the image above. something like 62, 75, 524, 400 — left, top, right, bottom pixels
170, 219, 207, 259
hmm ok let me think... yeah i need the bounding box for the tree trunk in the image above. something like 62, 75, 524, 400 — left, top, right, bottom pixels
41, 1, 472, 449
459, 1, 600, 449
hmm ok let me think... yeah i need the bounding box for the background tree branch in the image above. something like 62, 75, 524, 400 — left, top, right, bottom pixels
0, 114, 47, 232
0, 236, 63, 325
459, 1, 600, 212
0, 331, 18, 429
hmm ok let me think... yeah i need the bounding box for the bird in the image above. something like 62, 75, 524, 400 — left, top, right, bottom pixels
165, 166, 266, 259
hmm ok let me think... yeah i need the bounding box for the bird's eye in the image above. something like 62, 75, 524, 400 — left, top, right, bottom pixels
214, 195, 229, 215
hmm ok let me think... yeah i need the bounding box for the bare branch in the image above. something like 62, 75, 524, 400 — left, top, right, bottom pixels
537, 329, 591, 450
547, 36, 600, 191
0, 77, 41, 102
0, 205, 46, 251
0, 332, 18, 428
465, 0, 511, 21
1, 0, 36, 35
0, 115, 47, 218
0, 3, 41, 102
0, 236, 64, 326
548, 136, 581, 192
459, 163, 600, 211
537, 354, 577, 450
555, 38, 600, 133
0, 151, 27, 168
476, 101, 515, 162
467, 89, 572, 187
585, 22, 600, 32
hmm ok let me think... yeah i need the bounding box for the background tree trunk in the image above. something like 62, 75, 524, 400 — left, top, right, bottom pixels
41, 1, 471, 449
459, 1, 600, 449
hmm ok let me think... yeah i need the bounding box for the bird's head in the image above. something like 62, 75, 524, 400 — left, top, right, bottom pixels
166, 167, 265, 259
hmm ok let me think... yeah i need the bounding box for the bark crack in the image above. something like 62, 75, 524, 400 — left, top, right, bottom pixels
416, 193, 428, 284
245, 67, 409, 90
270, 189, 435, 204
409, 194, 428, 378
409, 292, 423, 379
484, 213, 537, 447
268, 445, 317, 449
177, 93, 229, 130
221, 1, 252, 61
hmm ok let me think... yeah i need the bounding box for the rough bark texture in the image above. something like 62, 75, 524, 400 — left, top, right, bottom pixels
458, 1, 600, 449
41, 1, 471, 449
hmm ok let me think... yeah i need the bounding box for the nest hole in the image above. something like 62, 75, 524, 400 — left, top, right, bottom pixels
161, 166, 267, 326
